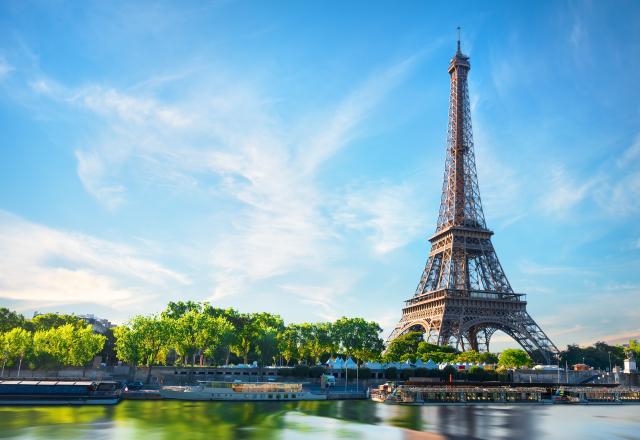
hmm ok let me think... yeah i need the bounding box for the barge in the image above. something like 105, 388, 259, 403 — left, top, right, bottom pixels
160, 381, 327, 401
371, 382, 640, 405
0, 380, 122, 405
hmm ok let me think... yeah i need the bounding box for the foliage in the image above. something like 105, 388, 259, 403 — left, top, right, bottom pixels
3, 327, 32, 374
0, 308, 25, 333
455, 350, 481, 363
559, 342, 625, 371
30, 313, 83, 331
34, 324, 104, 369
478, 352, 499, 364
629, 340, 640, 359
333, 317, 384, 364
498, 349, 532, 368
382, 332, 423, 362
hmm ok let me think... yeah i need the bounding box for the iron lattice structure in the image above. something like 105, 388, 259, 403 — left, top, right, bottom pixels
387, 40, 559, 364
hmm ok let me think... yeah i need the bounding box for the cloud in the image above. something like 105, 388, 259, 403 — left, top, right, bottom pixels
0, 56, 13, 79
519, 260, 595, 277
335, 181, 428, 255
0, 211, 189, 310
538, 165, 597, 218
299, 56, 418, 175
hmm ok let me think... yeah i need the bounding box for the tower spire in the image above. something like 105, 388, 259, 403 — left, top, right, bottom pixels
457, 26, 461, 53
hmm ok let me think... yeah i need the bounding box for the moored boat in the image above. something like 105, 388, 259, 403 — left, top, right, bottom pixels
160, 381, 326, 401
0, 380, 122, 405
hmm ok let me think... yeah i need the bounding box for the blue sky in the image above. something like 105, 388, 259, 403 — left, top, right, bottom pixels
0, 0, 639, 350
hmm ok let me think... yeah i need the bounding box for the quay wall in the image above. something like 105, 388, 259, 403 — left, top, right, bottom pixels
2, 366, 638, 387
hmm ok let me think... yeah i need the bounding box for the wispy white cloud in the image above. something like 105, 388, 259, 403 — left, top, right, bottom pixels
538, 165, 597, 218
21, 54, 422, 305
335, 181, 428, 255
0, 211, 189, 310
0, 56, 13, 79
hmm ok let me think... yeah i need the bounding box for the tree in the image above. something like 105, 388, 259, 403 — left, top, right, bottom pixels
498, 349, 531, 368
455, 350, 481, 363
0, 308, 25, 333
30, 313, 82, 331
629, 340, 640, 359
161, 301, 202, 320
0, 331, 14, 376
417, 341, 457, 363
308, 323, 332, 364
198, 315, 234, 366
333, 317, 384, 364
68, 325, 106, 374
34, 324, 104, 374
114, 325, 144, 372
169, 310, 206, 366
4, 327, 32, 377
383, 332, 423, 362
126, 315, 171, 383
230, 313, 257, 365
278, 325, 299, 366
478, 352, 499, 364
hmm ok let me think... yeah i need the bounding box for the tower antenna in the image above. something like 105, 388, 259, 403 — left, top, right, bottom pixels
457, 26, 461, 52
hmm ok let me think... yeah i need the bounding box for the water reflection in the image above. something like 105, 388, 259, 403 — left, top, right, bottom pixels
0, 401, 637, 439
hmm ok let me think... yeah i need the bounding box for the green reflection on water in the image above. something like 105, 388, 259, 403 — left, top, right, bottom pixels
0, 400, 399, 440
0, 400, 638, 439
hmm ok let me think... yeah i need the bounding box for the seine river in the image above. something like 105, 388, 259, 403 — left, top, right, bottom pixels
0, 400, 638, 439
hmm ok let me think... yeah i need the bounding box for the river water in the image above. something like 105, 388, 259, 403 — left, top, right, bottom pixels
0, 400, 638, 439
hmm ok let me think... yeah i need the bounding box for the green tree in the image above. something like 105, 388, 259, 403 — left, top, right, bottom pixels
478, 352, 499, 364
30, 313, 82, 331
114, 325, 144, 372
4, 327, 32, 377
278, 325, 299, 366
629, 340, 640, 359
416, 341, 457, 363
0, 308, 25, 333
230, 313, 258, 365
0, 332, 9, 376
161, 301, 202, 320
198, 315, 235, 366
455, 350, 481, 363
125, 315, 171, 383
68, 325, 106, 375
382, 332, 423, 362
498, 348, 532, 368
34, 324, 104, 374
308, 323, 332, 364
169, 310, 206, 366
333, 317, 383, 365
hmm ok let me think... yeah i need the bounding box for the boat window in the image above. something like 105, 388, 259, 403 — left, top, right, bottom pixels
284, 394, 288, 399
268, 394, 273, 399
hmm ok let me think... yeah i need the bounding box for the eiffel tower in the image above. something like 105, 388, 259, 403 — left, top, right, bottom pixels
387, 35, 559, 364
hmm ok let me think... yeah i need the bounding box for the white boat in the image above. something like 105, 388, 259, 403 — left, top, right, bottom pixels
160, 381, 327, 401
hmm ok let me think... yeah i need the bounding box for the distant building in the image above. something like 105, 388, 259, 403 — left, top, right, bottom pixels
78, 314, 114, 335
624, 355, 637, 374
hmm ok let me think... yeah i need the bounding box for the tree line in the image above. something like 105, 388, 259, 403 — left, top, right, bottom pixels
1, 305, 638, 378
0, 310, 106, 377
